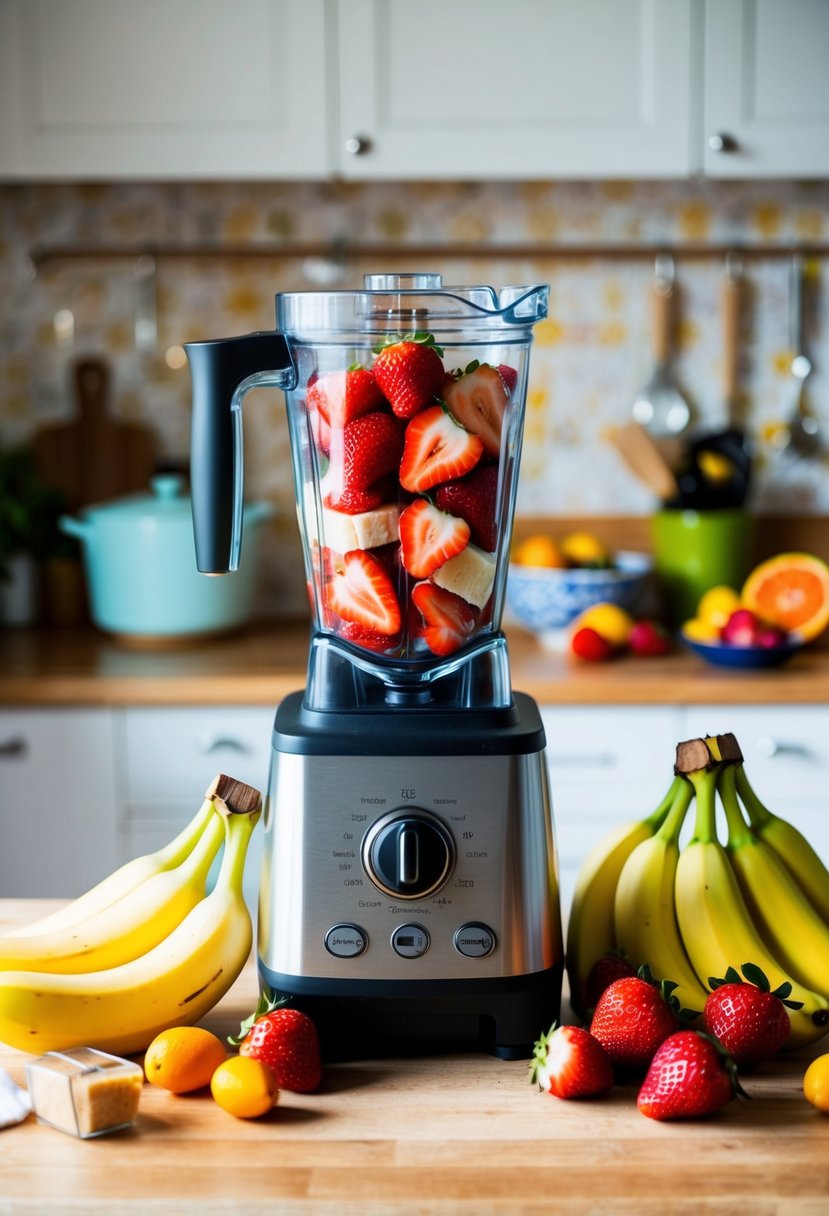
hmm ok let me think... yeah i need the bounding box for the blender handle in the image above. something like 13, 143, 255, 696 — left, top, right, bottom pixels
185, 331, 295, 573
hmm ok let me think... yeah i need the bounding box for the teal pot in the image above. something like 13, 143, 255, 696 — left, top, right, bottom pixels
61, 475, 273, 643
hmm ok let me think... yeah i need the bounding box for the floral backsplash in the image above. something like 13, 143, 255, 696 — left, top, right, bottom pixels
1, 178, 827, 616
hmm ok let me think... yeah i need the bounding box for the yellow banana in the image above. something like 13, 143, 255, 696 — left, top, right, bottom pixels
613, 776, 708, 1016
719, 763, 829, 998
7, 794, 217, 939
735, 762, 829, 925
565, 775, 684, 1017
0, 808, 224, 973
675, 758, 829, 1050
0, 797, 260, 1056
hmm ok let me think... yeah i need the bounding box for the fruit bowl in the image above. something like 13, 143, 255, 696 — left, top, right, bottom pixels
681, 634, 805, 669
506, 551, 653, 634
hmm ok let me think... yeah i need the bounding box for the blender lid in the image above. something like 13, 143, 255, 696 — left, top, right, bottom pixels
274, 273, 549, 340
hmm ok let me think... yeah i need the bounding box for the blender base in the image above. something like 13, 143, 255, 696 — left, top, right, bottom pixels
257, 963, 563, 1061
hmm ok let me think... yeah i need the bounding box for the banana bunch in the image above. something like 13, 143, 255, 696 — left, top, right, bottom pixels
567, 733, 829, 1050
0, 773, 261, 1055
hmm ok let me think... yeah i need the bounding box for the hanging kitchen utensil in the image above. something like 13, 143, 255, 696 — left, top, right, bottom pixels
777, 253, 821, 460
33, 357, 156, 511
606, 420, 680, 502
631, 253, 693, 439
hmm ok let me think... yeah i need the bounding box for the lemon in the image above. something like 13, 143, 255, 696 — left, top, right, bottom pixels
560, 531, 610, 568
572, 602, 634, 648
513, 535, 566, 569
804, 1053, 829, 1113
211, 1055, 280, 1119
144, 1026, 227, 1094
697, 585, 741, 629
682, 617, 721, 642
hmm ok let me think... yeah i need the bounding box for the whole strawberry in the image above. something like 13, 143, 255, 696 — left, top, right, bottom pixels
703, 964, 798, 1068
373, 333, 445, 419
638, 1030, 745, 1120
531, 1022, 614, 1100
585, 951, 636, 1012
232, 994, 323, 1093
589, 971, 679, 1069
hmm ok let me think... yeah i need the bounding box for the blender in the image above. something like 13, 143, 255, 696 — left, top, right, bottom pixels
185, 273, 562, 1058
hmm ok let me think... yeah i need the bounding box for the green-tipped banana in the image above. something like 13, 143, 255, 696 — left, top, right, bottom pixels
675, 755, 829, 1050
734, 763, 829, 924
613, 777, 707, 1016
7, 794, 218, 939
0, 807, 225, 973
720, 763, 829, 997
565, 775, 684, 1018
0, 793, 261, 1056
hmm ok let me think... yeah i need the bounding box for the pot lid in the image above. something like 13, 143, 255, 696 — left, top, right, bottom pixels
82, 474, 193, 523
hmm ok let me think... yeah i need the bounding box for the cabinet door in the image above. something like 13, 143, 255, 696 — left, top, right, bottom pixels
337, 0, 696, 179
0, 709, 118, 897
0, 0, 329, 179
704, 0, 829, 177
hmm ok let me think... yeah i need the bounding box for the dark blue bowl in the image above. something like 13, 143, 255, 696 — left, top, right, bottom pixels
681, 634, 804, 669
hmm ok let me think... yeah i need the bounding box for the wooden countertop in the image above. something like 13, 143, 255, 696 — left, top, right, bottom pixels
1, 899, 827, 1215
1, 621, 829, 707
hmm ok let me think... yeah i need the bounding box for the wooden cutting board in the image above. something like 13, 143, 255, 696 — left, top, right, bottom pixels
33, 358, 156, 511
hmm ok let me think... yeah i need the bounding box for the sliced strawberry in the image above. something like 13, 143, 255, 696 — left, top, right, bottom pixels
497, 363, 518, 394
322, 481, 387, 516
327, 550, 402, 636
434, 464, 499, 552
443, 362, 509, 458
307, 365, 385, 429
373, 334, 446, 419
308, 402, 331, 455
337, 619, 401, 653
411, 581, 475, 656
399, 405, 484, 494
399, 499, 470, 579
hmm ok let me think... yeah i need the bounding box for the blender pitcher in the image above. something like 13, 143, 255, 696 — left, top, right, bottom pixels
186, 273, 548, 706
185, 273, 562, 1059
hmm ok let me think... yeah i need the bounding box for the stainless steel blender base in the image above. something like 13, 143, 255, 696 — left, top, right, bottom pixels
257, 691, 563, 1057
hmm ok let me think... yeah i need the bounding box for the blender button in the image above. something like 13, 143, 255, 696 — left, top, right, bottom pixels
391, 923, 430, 959
454, 923, 496, 958
324, 924, 368, 959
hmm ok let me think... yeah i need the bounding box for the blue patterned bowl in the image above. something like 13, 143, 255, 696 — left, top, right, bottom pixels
506, 551, 654, 633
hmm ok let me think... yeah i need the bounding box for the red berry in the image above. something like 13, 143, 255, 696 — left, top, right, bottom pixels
589, 975, 679, 1069
531, 1023, 614, 1100
585, 952, 637, 1011
238, 1005, 323, 1094
702, 966, 793, 1067
628, 619, 672, 657
442, 362, 510, 458
721, 608, 762, 646
637, 1030, 741, 1120
373, 337, 446, 419
571, 626, 616, 662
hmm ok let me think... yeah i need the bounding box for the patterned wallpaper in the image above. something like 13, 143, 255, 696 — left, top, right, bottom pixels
1, 179, 827, 616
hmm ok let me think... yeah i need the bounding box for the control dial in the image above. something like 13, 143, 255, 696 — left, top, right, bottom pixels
362, 808, 455, 899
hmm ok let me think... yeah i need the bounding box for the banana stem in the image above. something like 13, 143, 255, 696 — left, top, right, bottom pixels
216, 806, 261, 895
734, 764, 773, 828
644, 774, 689, 832
717, 764, 753, 848
654, 776, 694, 845
687, 765, 719, 842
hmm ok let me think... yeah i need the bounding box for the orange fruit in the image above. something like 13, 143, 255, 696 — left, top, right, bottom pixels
682, 617, 721, 643
804, 1054, 829, 1112
560, 531, 610, 568
144, 1026, 227, 1094
513, 535, 567, 569
741, 553, 829, 642
696, 585, 741, 629
210, 1055, 279, 1119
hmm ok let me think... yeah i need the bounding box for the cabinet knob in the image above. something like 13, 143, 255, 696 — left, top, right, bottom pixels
708, 132, 738, 153
755, 736, 813, 760
0, 736, 26, 759
344, 134, 372, 156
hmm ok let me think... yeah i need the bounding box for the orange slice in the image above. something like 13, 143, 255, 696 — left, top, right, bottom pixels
741, 553, 829, 642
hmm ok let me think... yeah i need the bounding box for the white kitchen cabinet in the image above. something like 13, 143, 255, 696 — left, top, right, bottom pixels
337, 0, 697, 179
541, 705, 685, 911
0, 0, 329, 180
0, 709, 119, 898
117, 706, 276, 912
703, 0, 829, 179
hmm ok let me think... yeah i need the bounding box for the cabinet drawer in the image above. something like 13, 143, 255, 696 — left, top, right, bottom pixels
541, 706, 683, 794
119, 707, 275, 818
683, 707, 829, 805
